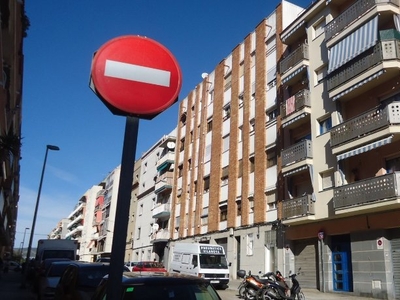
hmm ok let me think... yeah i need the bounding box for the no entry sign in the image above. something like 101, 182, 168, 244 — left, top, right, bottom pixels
90, 35, 182, 119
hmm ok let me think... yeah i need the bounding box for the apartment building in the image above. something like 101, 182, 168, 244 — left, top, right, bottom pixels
0, 0, 27, 257
132, 131, 176, 263
125, 158, 141, 263
278, 0, 400, 298
169, 1, 304, 277
77, 185, 103, 262
49, 218, 69, 239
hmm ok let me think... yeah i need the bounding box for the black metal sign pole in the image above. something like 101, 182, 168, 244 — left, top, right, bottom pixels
106, 115, 139, 300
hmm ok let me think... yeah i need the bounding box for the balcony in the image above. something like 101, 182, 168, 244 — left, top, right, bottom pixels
155, 174, 173, 194
328, 34, 400, 93
66, 225, 83, 238
280, 43, 309, 80
333, 172, 400, 213
330, 102, 400, 148
282, 140, 312, 167
157, 151, 175, 171
152, 203, 171, 218
67, 214, 83, 229
282, 194, 315, 220
281, 90, 311, 118
325, 0, 399, 42
150, 228, 170, 243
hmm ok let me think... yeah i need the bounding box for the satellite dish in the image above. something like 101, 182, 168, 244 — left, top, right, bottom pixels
167, 142, 176, 149
201, 72, 208, 79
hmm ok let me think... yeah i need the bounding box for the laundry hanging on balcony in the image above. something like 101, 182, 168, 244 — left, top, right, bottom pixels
328, 16, 378, 74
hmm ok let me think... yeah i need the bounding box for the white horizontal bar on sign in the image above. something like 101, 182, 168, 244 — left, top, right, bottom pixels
104, 59, 171, 87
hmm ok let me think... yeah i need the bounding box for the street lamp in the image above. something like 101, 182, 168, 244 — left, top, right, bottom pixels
21, 144, 60, 288
19, 227, 29, 256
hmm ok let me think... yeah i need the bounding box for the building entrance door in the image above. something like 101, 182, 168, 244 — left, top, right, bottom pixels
331, 235, 353, 292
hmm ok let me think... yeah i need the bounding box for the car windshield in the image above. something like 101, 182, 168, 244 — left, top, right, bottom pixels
120, 283, 220, 300
78, 266, 110, 287
199, 254, 228, 269
47, 264, 70, 277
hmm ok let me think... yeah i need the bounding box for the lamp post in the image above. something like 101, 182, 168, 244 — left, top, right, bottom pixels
21, 144, 60, 288
20, 227, 29, 256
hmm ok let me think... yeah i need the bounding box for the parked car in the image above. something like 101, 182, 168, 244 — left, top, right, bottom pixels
37, 260, 73, 300
6, 261, 22, 272
54, 261, 129, 299
124, 262, 138, 272
95, 257, 111, 263
131, 261, 167, 275
91, 272, 222, 300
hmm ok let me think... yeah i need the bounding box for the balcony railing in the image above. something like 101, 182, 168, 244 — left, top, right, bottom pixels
157, 151, 175, 170
155, 174, 173, 194
333, 172, 400, 209
281, 89, 311, 118
328, 34, 400, 91
280, 43, 309, 75
324, 0, 399, 41
150, 228, 170, 242
330, 102, 400, 147
282, 139, 312, 167
152, 203, 171, 218
282, 194, 315, 219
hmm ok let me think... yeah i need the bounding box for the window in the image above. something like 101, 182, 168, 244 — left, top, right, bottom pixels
179, 137, 185, 151
175, 216, 180, 229
178, 165, 183, 177
315, 65, 327, 85
207, 119, 213, 132
137, 227, 141, 239
180, 112, 187, 125
266, 148, 277, 167
223, 104, 231, 119
201, 215, 208, 225
222, 135, 230, 152
224, 73, 232, 90
203, 176, 210, 192
313, 18, 325, 39
320, 170, 334, 190
238, 159, 243, 178
190, 131, 194, 142
246, 233, 254, 256
236, 201, 242, 216
266, 108, 277, 122
220, 205, 228, 221
139, 204, 143, 215
319, 116, 332, 135
249, 157, 255, 173
386, 157, 400, 173
208, 90, 214, 105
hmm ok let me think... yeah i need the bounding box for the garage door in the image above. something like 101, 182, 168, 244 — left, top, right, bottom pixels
294, 239, 318, 289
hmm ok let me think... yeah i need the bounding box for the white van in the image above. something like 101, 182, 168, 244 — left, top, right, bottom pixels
169, 243, 230, 288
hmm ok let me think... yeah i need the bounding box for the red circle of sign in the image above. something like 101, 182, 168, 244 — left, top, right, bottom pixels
91, 35, 182, 115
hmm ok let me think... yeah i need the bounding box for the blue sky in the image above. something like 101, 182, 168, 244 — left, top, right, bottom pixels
15, 0, 311, 251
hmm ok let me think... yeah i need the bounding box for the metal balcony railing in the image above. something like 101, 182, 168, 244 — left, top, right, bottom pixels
333, 172, 400, 209
324, 0, 400, 41
279, 44, 309, 75
282, 139, 313, 167
328, 34, 400, 91
330, 102, 400, 147
282, 194, 315, 219
281, 89, 311, 118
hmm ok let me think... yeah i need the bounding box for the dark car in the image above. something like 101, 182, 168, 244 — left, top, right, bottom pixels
91, 272, 222, 300
54, 261, 129, 300
38, 260, 72, 300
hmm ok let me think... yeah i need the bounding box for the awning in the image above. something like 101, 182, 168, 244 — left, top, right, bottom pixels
332, 70, 384, 101
282, 20, 305, 43
283, 165, 308, 177
336, 135, 393, 161
328, 16, 378, 73
282, 112, 308, 128
282, 65, 307, 84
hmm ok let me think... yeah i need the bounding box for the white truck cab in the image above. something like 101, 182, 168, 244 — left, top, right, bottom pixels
169, 243, 230, 289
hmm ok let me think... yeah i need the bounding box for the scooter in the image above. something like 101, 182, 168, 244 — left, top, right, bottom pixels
237, 269, 276, 300
259, 269, 305, 300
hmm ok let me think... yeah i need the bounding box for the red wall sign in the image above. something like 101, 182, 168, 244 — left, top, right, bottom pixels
90, 35, 182, 119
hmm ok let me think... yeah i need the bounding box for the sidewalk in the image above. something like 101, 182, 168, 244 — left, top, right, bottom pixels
227, 279, 376, 300
0, 271, 36, 300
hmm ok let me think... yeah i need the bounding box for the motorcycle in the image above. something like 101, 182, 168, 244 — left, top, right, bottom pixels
259, 269, 305, 300
237, 269, 276, 300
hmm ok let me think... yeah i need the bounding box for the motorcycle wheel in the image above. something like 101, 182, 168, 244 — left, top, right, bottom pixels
296, 291, 306, 300
238, 284, 246, 298
244, 288, 256, 300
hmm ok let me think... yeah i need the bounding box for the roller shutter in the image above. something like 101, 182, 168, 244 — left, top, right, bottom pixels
294, 239, 318, 289
392, 238, 400, 299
